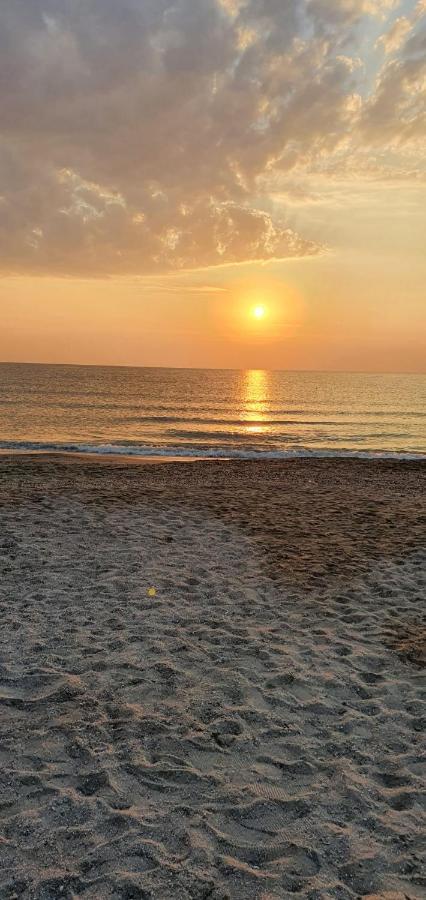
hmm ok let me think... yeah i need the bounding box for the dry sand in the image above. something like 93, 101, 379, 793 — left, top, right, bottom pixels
0, 455, 425, 900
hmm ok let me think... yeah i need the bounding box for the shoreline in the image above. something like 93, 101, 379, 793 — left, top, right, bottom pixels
0, 450, 203, 465
0, 448, 425, 465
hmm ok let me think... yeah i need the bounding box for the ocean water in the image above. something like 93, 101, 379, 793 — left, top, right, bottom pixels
0, 363, 425, 459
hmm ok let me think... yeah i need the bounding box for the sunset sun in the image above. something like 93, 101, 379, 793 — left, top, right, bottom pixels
252, 304, 267, 320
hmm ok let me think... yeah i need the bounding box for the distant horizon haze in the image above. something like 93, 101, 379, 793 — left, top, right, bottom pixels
0, 361, 425, 377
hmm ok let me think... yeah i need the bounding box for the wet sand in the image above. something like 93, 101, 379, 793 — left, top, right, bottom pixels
0, 455, 425, 899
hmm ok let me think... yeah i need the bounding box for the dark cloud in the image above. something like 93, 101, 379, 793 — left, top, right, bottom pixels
0, 0, 423, 275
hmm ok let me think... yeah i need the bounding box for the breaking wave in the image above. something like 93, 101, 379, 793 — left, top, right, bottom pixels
0, 440, 424, 461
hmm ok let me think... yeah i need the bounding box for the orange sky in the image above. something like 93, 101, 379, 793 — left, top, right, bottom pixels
0, 0, 425, 372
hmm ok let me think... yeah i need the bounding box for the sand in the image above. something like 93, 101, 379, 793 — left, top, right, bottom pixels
0, 455, 425, 900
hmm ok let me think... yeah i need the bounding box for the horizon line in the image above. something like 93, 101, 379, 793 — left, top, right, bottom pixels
0, 360, 424, 377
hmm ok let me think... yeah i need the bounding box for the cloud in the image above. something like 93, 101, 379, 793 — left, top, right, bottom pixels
0, 0, 423, 276
376, 16, 412, 54
306, 0, 398, 27
361, 7, 426, 143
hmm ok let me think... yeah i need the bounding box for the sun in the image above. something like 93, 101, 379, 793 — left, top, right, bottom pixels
252, 304, 267, 320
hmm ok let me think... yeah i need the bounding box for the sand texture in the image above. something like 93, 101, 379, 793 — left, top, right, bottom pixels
0, 456, 425, 900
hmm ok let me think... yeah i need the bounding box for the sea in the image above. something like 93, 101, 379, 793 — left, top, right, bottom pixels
0, 363, 425, 460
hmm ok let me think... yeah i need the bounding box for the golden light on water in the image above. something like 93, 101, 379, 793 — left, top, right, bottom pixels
242, 368, 269, 434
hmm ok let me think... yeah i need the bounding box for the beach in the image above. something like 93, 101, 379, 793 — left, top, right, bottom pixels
0, 454, 425, 899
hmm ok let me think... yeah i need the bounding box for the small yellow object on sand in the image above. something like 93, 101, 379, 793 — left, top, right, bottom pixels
147, 587, 157, 597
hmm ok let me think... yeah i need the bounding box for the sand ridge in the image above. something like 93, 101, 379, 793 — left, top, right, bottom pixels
0, 457, 425, 899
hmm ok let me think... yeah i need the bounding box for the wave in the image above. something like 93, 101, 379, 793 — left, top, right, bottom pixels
117, 416, 417, 428
0, 440, 425, 461
163, 428, 411, 443
1, 400, 425, 419
118, 411, 426, 423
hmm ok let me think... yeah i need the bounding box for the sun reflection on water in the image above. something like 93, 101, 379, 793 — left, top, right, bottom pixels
242, 369, 270, 434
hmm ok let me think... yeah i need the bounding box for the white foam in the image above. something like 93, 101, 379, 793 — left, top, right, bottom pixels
0, 440, 425, 461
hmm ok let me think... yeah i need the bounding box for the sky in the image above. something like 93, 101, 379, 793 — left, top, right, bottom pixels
0, 0, 425, 371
